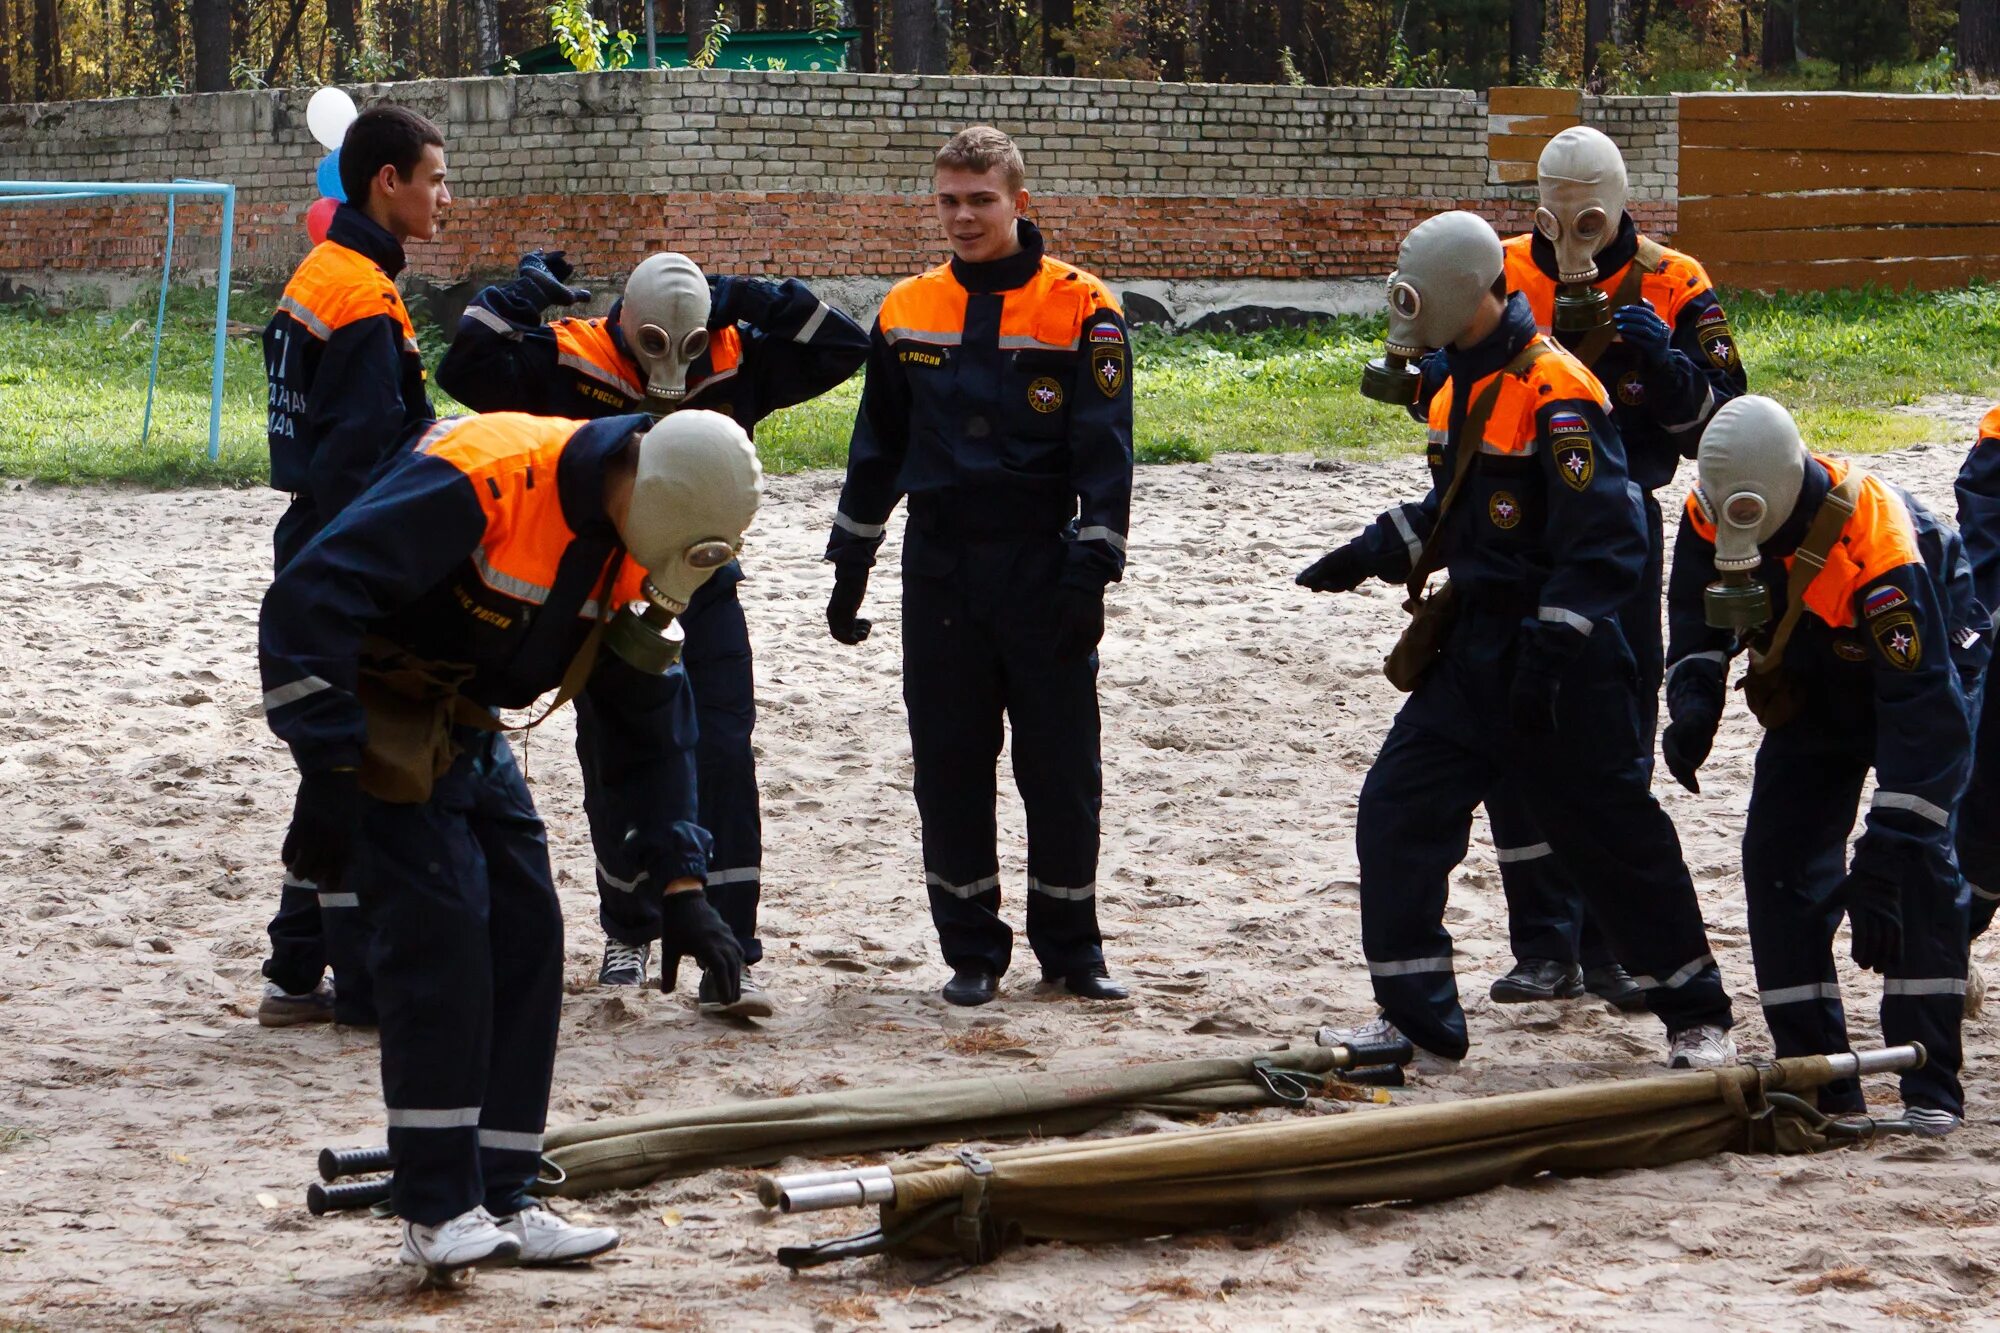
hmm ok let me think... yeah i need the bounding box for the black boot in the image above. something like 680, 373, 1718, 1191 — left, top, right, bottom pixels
1582, 962, 1648, 1012
942, 967, 998, 1007
1045, 963, 1129, 1001
1489, 958, 1585, 1003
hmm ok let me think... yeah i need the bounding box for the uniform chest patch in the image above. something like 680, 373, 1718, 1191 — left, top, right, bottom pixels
1697, 307, 1738, 369
1028, 377, 1064, 413
1488, 490, 1522, 529
1833, 638, 1868, 662
1092, 345, 1126, 397
1554, 437, 1594, 491
1872, 611, 1921, 670
1616, 370, 1647, 407
1863, 585, 1908, 619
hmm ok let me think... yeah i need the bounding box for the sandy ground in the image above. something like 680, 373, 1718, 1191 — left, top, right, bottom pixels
1, 427, 1996, 1331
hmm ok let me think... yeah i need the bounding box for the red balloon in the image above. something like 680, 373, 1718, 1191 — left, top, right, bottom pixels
306, 197, 339, 245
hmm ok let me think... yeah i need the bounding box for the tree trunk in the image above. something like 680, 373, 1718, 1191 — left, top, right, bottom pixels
324, 0, 358, 73
1040, 0, 1072, 73
686, 0, 715, 59
1509, 0, 1540, 79
1199, 0, 1229, 80
384, 0, 417, 74
1963, 0, 2000, 79
847, 0, 877, 69
1583, 0, 1610, 85
473, 0, 499, 68
888, 0, 947, 71
263, 0, 313, 85
31, 0, 56, 98
1760, 0, 1794, 70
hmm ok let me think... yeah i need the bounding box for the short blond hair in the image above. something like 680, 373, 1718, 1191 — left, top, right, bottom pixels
935, 125, 1026, 192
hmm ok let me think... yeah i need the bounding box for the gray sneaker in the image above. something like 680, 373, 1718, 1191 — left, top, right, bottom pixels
698, 966, 776, 1018
1901, 1106, 1962, 1137
598, 939, 650, 987
257, 977, 335, 1028
1667, 1024, 1737, 1069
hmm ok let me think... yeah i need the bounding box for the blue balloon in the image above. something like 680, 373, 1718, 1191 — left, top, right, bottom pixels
316, 150, 346, 203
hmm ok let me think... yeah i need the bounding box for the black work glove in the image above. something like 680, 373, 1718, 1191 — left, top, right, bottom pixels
660, 888, 744, 1003
1835, 860, 1905, 975
281, 769, 362, 888
518, 249, 592, 308
1296, 543, 1369, 594
1613, 299, 1673, 366
1052, 583, 1106, 662
1509, 625, 1578, 736
1661, 658, 1726, 794
827, 565, 872, 644
705, 274, 772, 331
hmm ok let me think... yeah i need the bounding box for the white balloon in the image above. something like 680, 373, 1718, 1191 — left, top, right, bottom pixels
306, 87, 359, 151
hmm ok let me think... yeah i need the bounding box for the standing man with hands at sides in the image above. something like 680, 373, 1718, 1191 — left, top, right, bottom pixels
824, 126, 1135, 1008
255, 104, 452, 1030
1301, 210, 1737, 1072
438, 247, 868, 1018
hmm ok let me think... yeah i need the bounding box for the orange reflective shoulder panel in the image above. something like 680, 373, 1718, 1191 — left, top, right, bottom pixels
1502, 237, 1556, 332
1644, 244, 1716, 323
1528, 345, 1614, 411
708, 325, 743, 375
998, 260, 1096, 351
419, 413, 588, 606
1979, 402, 2000, 444
879, 267, 966, 344
552, 318, 642, 396
278, 242, 415, 344
1799, 458, 1922, 629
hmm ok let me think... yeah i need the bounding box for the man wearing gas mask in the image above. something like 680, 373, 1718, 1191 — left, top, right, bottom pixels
824, 125, 1134, 1008
260, 408, 759, 1276
1662, 396, 1986, 1133
1956, 410, 2000, 1012
438, 252, 868, 1016
1302, 209, 1736, 1071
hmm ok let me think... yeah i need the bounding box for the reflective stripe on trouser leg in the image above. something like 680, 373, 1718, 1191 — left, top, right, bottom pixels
1356, 716, 1489, 1062
1508, 621, 1732, 1037
263, 870, 328, 996
575, 705, 663, 948
1485, 788, 1582, 966
683, 574, 765, 962
905, 565, 1013, 976
363, 731, 560, 1227
316, 877, 377, 1025
1881, 859, 1971, 1118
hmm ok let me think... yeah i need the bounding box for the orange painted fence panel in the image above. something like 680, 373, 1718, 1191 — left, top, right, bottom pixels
1677, 91, 2000, 292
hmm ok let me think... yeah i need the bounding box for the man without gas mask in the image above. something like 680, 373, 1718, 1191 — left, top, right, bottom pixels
824, 125, 1134, 1009
1303, 209, 1736, 1072
260, 409, 759, 1276
1664, 396, 1987, 1132
437, 251, 868, 1017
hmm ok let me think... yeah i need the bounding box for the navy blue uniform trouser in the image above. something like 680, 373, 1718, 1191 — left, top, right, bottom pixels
902, 532, 1105, 978
1746, 713, 1969, 1117
263, 494, 376, 1021
592, 567, 764, 966
1492, 492, 1666, 971
1356, 601, 1731, 1061
358, 729, 563, 1227
1960, 674, 1999, 940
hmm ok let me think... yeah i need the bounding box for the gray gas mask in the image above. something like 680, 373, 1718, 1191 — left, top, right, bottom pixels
618, 253, 712, 415
1360, 210, 1506, 406
606, 410, 764, 674
1693, 395, 1808, 635
1534, 127, 1629, 334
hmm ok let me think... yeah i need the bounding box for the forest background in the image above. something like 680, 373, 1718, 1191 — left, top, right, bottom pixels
5, 1, 2000, 110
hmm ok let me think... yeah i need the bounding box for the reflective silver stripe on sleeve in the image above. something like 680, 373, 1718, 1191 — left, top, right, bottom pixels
1367, 955, 1454, 978
1495, 843, 1553, 864
471, 547, 553, 604
1426, 428, 1447, 447
1027, 876, 1095, 901
1971, 881, 1999, 902
263, 676, 332, 712
386, 1106, 484, 1129
1759, 981, 1841, 1006
316, 891, 360, 909
556, 348, 641, 397
1871, 791, 1950, 827
596, 858, 645, 893
402, 334, 422, 356
1387, 505, 1423, 565
883, 327, 963, 346
695, 364, 741, 391
1631, 952, 1714, 991
1883, 977, 1967, 997
1539, 606, 1595, 635
415, 419, 464, 455
997, 333, 1080, 352
1076, 525, 1128, 553
276, 295, 333, 340
706, 866, 760, 886
1477, 438, 1540, 456
461, 304, 519, 339
794, 301, 831, 343
833, 512, 887, 539
282, 873, 315, 890
1665, 650, 1729, 688
1664, 383, 1718, 435
477, 1128, 545, 1153
926, 871, 999, 900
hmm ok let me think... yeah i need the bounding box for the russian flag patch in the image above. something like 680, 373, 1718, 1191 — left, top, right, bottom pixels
1088, 324, 1125, 344
1549, 411, 1589, 435
1864, 585, 1909, 619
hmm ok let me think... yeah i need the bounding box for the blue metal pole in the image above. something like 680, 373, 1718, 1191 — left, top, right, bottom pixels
142, 189, 178, 449
209, 183, 236, 462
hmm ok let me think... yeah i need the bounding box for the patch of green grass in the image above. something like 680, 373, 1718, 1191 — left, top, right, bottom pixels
4, 281, 1997, 486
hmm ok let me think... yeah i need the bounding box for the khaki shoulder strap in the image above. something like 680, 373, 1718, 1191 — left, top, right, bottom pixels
1573, 236, 1664, 369
1750, 471, 1863, 675
1405, 340, 1553, 599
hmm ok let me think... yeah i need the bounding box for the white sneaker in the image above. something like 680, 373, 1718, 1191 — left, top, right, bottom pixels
398, 1206, 522, 1276
599, 939, 650, 987
1316, 1015, 1460, 1075
1901, 1106, 1962, 1137
698, 965, 776, 1018
1667, 1024, 1737, 1069
494, 1203, 621, 1265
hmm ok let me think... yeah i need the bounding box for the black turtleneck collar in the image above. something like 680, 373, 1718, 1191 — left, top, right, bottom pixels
326, 203, 408, 279
950, 219, 1045, 294
557, 414, 652, 544
1447, 291, 1540, 383
1527, 211, 1639, 285
605, 298, 636, 368
1760, 455, 1834, 562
